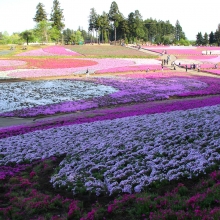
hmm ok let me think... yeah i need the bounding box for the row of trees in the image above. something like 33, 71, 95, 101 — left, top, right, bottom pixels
4, 0, 213, 46
87, 1, 188, 45
196, 24, 220, 46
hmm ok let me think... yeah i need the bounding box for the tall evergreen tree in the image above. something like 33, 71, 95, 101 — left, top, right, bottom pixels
196, 32, 203, 45
108, 1, 122, 44
88, 8, 97, 43
50, 0, 65, 31
215, 31, 220, 46
33, 3, 47, 22
203, 32, 209, 45
174, 20, 185, 41
209, 31, 215, 45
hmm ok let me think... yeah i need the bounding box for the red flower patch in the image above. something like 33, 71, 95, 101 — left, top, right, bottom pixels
19, 58, 97, 69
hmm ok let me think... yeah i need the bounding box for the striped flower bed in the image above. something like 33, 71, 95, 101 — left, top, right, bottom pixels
1, 104, 220, 196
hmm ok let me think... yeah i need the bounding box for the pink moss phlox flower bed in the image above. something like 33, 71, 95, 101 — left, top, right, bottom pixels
7, 58, 135, 77
177, 55, 218, 60
16, 48, 56, 56
96, 65, 169, 73
20, 58, 98, 69
16, 46, 82, 56
179, 64, 215, 69
42, 46, 82, 56
142, 46, 200, 55
0, 164, 31, 180
198, 56, 220, 64
203, 69, 220, 75
142, 46, 220, 56
0, 59, 27, 71
1, 94, 220, 139
0, 60, 26, 66
0, 66, 15, 71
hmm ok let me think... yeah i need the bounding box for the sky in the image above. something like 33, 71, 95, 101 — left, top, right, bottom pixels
0, 0, 219, 40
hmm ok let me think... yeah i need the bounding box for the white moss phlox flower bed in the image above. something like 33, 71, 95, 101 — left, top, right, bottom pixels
0, 105, 220, 196
0, 80, 118, 113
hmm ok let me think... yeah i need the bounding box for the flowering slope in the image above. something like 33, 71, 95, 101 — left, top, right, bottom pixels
0, 75, 209, 117
0, 105, 220, 196
0, 80, 117, 113
16, 46, 82, 56
19, 58, 97, 69
142, 46, 220, 55
0, 58, 164, 78
16, 48, 56, 56
43, 46, 82, 56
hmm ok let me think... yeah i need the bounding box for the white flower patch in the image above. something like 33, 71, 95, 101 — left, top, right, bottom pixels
0, 80, 118, 113
0, 105, 220, 196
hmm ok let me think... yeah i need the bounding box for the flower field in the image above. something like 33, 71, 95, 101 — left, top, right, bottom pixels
0, 44, 220, 219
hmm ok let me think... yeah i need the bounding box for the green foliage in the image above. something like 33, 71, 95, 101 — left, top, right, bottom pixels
34, 20, 51, 43
196, 31, 204, 45
20, 30, 34, 45
50, 0, 65, 31
33, 2, 47, 22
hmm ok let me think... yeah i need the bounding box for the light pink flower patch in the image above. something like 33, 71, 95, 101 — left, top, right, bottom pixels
43, 46, 81, 56
120, 71, 190, 79
16, 49, 55, 56
8, 58, 135, 78
181, 55, 218, 60
96, 65, 169, 73
0, 60, 26, 66
203, 69, 220, 75
198, 56, 220, 64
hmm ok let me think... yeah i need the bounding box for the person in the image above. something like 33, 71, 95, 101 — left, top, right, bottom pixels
210, 51, 212, 55
214, 64, 217, 69
198, 65, 200, 72
166, 59, 168, 65
146, 68, 150, 72
186, 65, 188, 72
161, 64, 164, 71
86, 69, 89, 76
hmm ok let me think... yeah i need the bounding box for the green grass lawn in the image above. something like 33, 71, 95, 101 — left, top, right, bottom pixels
65, 44, 158, 58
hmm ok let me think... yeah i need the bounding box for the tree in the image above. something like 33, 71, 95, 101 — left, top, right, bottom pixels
33, 3, 47, 22
196, 32, 203, 45
203, 32, 209, 45
20, 30, 34, 45
99, 12, 110, 43
88, 8, 97, 43
215, 31, 220, 46
50, 0, 65, 31
209, 31, 215, 45
34, 20, 51, 43
174, 20, 185, 41
108, 1, 122, 44
63, 28, 72, 44
145, 19, 157, 42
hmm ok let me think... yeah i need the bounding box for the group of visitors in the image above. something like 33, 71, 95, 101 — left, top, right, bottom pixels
185, 63, 201, 72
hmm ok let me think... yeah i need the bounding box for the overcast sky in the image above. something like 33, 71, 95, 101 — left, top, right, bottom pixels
0, 0, 219, 40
